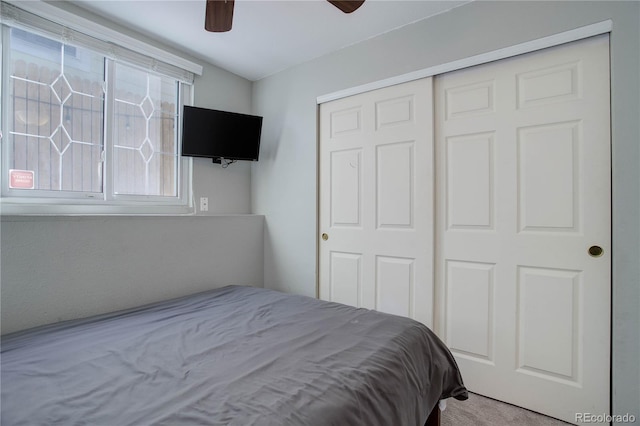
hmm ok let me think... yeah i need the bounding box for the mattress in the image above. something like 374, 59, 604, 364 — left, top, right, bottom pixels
1, 285, 467, 425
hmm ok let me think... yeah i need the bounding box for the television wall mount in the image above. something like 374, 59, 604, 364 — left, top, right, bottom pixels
214, 157, 237, 168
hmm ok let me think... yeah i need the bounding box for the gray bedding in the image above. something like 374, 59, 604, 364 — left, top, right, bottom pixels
1, 285, 467, 425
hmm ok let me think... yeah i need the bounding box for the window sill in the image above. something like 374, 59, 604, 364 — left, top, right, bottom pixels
0, 198, 196, 216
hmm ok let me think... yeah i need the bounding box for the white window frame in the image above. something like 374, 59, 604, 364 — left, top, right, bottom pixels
0, 0, 202, 215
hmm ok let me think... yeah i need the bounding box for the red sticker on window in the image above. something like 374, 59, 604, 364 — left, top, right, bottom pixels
9, 169, 34, 189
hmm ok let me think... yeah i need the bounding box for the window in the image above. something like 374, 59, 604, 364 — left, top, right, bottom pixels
111, 62, 179, 198
1, 3, 198, 214
6, 28, 106, 195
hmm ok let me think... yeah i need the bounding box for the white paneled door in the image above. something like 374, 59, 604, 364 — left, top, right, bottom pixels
435, 35, 610, 424
319, 78, 435, 327
318, 35, 610, 425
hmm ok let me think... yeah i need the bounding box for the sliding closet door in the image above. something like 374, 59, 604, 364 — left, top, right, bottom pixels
435, 35, 610, 424
318, 78, 434, 327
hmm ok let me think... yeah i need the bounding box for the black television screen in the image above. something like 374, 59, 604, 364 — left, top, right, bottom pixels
181, 106, 262, 162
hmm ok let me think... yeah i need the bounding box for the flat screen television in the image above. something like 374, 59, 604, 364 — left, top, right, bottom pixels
181, 106, 263, 163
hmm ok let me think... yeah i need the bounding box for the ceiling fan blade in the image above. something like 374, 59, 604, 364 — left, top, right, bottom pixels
205, 0, 235, 32
327, 0, 365, 14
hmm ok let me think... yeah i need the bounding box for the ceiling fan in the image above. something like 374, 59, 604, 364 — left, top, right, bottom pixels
205, 0, 365, 32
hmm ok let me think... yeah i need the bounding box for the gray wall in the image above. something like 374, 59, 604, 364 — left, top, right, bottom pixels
0, 215, 264, 334
251, 1, 639, 421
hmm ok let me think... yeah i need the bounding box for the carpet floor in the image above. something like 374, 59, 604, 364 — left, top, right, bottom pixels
442, 392, 572, 426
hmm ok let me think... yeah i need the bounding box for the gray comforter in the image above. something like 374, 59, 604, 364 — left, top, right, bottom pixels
1, 285, 467, 425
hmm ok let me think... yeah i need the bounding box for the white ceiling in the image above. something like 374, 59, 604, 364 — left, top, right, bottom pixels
70, 0, 469, 81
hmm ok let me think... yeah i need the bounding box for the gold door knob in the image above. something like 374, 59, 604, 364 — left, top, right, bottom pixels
321, 233, 329, 241
588, 245, 604, 257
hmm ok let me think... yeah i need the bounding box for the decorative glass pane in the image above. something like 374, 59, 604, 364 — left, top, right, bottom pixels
113, 146, 145, 195
113, 63, 178, 196
8, 28, 105, 193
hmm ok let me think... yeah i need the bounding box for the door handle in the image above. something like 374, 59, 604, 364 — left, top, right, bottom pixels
588, 245, 604, 257
321, 233, 329, 241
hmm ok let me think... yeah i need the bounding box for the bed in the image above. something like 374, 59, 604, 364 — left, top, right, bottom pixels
1, 285, 467, 425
